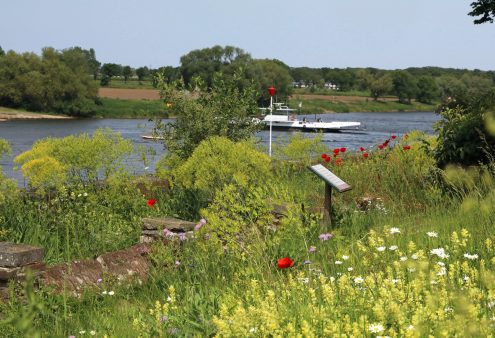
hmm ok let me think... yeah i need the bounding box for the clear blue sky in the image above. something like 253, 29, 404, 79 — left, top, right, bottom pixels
1, 0, 494, 70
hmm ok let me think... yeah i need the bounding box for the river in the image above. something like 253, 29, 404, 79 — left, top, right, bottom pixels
0, 112, 440, 185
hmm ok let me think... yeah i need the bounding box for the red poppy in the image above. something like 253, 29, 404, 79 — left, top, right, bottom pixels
378, 144, 384, 150
363, 153, 369, 158
333, 148, 340, 155
403, 145, 411, 150
383, 140, 390, 146
336, 158, 343, 166
321, 153, 328, 159
324, 156, 330, 162
340, 147, 346, 153
277, 257, 294, 269
391, 135, 397, 140
147, 199, 156, 207
359, 147, 365, 152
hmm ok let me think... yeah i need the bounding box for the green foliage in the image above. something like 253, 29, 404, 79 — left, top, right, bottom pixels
434, 106, 495, 167
0, 48, 98, 116
392, 71, 417, 104
416, 76, 440, 104
171, 136, 271, 201
122, 65, 132, 82
100, 63, 123, 86
14, 129, 133, 191
136, 66, 150, 82
469, 0, 495, 24
369, 73, 393, 101
0, 139, 16, 205
155, 70, 261, 161
250, 59, 293, 103
273, 133, 327, 168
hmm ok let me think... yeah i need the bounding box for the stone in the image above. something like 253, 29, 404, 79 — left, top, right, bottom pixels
142, 217, 195, 232
0, 267, 20, 280
0, 242, 44, 268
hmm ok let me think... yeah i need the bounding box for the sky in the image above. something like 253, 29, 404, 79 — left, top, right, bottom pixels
1, 0, 494, 70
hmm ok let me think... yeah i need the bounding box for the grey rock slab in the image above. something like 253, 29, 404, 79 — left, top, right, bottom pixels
0, 242, 44, 268
142, 217, 195, 232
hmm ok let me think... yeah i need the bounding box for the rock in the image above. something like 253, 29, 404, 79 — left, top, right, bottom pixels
142, 217, 195, 232
0, 242, 44, 268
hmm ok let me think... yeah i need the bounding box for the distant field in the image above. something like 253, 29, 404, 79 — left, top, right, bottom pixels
96, 79, 155, 89
94, 98, 167, 118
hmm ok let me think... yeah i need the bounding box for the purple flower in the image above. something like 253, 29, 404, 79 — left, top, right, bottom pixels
319, 233, 333, 241
304, 260, 312, 265
309, 246, 317, 253
175, 260, 181, 265
194, 218, 207, 231
163, 228, 173, 237
178, 233, 187, 241
69, 336, 76, 338
96, 278, 102, 283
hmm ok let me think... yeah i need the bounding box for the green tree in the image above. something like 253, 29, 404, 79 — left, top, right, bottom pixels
179, 45, 251, 86
249, 59, 293, 103
416, 76, 439, 104
100, 63, 122, 86
469, 0, 495, 24
122, 66, 132, 82
154, 70, 261, 164
392, 71, 417, 104
136, 66, 150, 82
369, 74, 393, 101
0, 46, 4, 57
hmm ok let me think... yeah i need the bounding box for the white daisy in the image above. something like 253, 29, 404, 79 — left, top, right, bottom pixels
427, 231, 438, 238
342, 255, 349, 260
463, 253, 479, 260
354, 277, 364, 284
376, 246, 386, 252
369, 323, 384, 333
389, 245, 398, 251
390, 227, 401, 234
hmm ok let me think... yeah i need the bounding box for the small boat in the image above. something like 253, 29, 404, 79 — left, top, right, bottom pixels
256, 103, 361, 132
141, 135, 164, 140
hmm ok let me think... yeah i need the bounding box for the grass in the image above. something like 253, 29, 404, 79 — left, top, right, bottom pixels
1, 132, 495, 336
97, 79, 155, 89
288, 97, 438, 113
94, 98, 169, 118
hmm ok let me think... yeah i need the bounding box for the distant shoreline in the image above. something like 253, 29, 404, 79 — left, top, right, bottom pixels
0, 109, 73, 122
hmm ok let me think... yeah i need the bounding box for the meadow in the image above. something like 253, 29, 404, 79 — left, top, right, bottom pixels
1, 128, 495, 337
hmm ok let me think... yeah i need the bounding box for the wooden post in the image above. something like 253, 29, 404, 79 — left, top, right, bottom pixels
324, 183, 332, 225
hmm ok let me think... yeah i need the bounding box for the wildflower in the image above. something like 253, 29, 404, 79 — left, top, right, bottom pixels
368, 323, 384, 333
335, 260, 343, 265
389, 245, 398, 251
430, 248, 449, 259
96, 278, 102, 283
324, 156, 330, 162
400, 256, 408, 261
163, 228, 173, 237
321, 153, 328, 159
437, 261, 445, 266
354, 277, 364, 284
336, 158, 343, 166
363, 152, 369, 158
102, 291, 108, 295
342, 255, 349, 260
407, 325, 414, 331
194, 218, 207, 231
404, 134, 409, 139
144, 166, 149, 170
340, 147, 346, 153
277, 257, 294, 269
359, 146, 365, 152
463, 275, 470, 281
390, 227, 401, 234
298, 277, 309, 284
347, 267, 353, 272
437, 266, 447, 276
83, 192, 88, 197
376, 246, 386, 252
403, 145, 411, 150
178, 233, 187, 241
378, 144, 384, 150
108, 291, 115, 296
391, 135, 397, 139
69, 336, 76, 338
303, 260, 312, 265
411, 254, 418, 260
175, 260, 181, 265
249, 327, 258, 333
319, 233, 333, 241
160, 316, 168, 322
90, 331, 96, 336
426, 231, 438, 238
79, 331, 86, 334
167, 296, 172, 302
147, 199, 156, 207
464, 253, 479, 260
309, 246, 317, 253
333, 148, 340, 155
488, 300, 495, 308
391, 279, 399, 284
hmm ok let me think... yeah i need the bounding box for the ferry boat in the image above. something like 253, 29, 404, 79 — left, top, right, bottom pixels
257, 103, 361, 132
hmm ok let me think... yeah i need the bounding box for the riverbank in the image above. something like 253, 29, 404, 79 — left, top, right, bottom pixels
0, 107, 73, 121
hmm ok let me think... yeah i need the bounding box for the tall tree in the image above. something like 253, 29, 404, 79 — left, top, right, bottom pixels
416, 76, 439, 104
469, 0, 495, 24
179, 45, 251, 86
392, 71, 417, 104
136, 66, 150, 82
0, 46, 4, 57
100, 63, 122, 86
369, 74, 393, 101
122, 66, 132, 82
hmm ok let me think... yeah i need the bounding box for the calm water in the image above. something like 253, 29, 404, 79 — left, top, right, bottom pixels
0, 112, 440, 185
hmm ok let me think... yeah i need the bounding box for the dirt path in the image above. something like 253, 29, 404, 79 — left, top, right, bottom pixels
99, 88, 160, 100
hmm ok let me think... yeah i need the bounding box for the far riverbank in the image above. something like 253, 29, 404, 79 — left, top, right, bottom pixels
0, 107, 73, 121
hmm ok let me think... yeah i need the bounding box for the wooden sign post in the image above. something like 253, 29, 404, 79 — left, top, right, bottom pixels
309, 164, 352, 226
